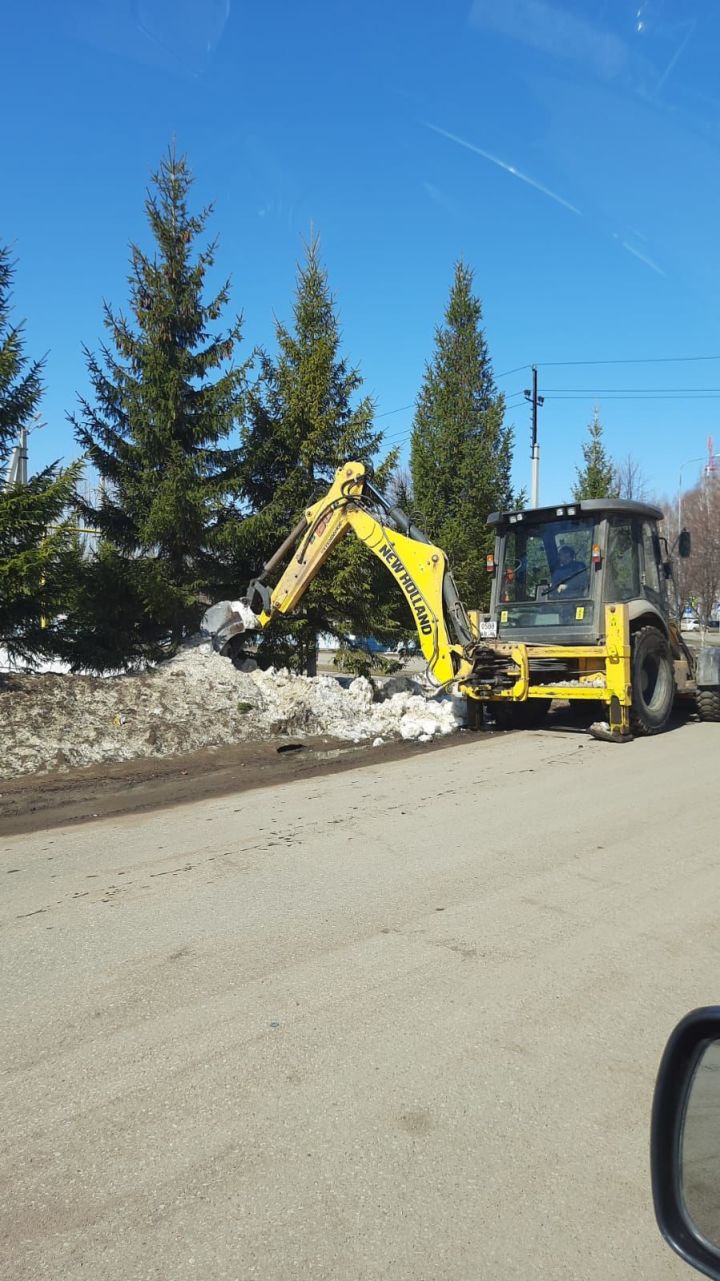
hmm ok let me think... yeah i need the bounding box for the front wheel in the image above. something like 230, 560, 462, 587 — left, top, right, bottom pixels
630, 626, 675, 735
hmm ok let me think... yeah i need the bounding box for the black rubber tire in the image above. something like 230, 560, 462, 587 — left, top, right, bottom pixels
490, 700, 550, 730
630, 626, 675, 735
697, 689, 720, 722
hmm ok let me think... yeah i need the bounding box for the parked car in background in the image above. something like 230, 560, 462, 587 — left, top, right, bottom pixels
395, 638, 420, 659
345, 635, 387, 655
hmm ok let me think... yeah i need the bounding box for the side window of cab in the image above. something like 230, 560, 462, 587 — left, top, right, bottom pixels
640, 520, 662, 597
606, 519, 639, 602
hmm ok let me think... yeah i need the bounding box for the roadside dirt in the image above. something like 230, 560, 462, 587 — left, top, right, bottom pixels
0, 642, 463, 782
0, 730, 489, 837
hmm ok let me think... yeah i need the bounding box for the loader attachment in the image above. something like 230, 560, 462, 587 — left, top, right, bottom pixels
200, 599, 261, 656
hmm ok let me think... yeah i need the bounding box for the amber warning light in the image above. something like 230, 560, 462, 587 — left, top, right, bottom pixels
592, 544, 602, 566
486, 553, 496, 575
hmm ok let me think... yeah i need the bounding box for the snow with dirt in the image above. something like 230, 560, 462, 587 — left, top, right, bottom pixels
0, 639, 465, 780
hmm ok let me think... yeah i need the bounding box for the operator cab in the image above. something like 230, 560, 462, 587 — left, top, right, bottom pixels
484, 499, 669, 645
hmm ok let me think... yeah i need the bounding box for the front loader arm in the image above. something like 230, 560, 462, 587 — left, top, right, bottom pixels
216, 461, 476, 688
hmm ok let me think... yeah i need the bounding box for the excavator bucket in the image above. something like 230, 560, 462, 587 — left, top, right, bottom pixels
200, 600, 260, 654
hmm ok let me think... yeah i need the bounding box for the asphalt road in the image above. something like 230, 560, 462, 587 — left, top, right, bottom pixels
2, 721, 718, 1280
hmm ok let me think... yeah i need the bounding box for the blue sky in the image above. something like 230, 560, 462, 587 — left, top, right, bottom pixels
3, 0, 720, 504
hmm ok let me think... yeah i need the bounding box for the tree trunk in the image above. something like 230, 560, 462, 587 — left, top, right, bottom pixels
304, 640, 318, 677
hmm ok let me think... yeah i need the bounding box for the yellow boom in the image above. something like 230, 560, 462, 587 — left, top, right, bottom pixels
244, 461, 475, 687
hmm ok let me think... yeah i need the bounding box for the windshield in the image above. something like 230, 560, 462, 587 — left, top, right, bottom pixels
500, 519, 594, 602
498, 518, 595, 626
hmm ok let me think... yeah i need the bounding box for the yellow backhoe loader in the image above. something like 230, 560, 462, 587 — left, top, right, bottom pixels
202, 461, 720, 741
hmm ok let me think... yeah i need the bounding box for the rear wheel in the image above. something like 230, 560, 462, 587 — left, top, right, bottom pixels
490, 700, 550, 730
696, 689, 720, 722
630, 626, 675, 735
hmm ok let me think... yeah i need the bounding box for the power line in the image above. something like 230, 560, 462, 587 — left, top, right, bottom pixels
543, 386, 720, 393
378, 357, 720, 419
375, 402, 414, 419
376, 372, 720, 440
377, 387, 719, 437
537, 355, 720, 368
381, 398, 529, 443
379, 390, 535, 448
497, 354, 720, 378
381, 425, 413, 444
496, 363, 532, 379
543, 392, 720, 401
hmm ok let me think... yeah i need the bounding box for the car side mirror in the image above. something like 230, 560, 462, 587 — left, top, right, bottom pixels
679, 530, 692, 558
652, 1007, 720, 1279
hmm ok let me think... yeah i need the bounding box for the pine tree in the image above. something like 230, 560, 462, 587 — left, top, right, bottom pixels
573, 410, 618, 500
235, 237, 396, 673
409, 260, 515, 607
69, 147, 248, 666
387, 466, 414, 516
0, 246, 81, 663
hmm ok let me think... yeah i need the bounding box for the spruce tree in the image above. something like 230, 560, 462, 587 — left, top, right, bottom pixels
0, 246, 80, 663
235, 237, 396, 673
573, 410, 618, 500
409, 260, 515, 608
69, 147, 247, 665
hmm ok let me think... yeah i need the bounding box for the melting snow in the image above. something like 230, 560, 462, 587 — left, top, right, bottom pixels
0, 637, 466, 779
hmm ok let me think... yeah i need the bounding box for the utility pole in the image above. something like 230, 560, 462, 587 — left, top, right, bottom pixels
18, 425, 28, 485
524, 366, 544, 508
678, 451, 720, 531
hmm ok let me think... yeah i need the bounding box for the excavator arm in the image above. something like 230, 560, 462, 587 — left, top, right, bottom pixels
203, 461, 477, 688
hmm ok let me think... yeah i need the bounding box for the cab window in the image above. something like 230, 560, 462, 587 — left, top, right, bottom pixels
641, 521, 661, 595
500, 519, 594, 603
606, 520, 639, 601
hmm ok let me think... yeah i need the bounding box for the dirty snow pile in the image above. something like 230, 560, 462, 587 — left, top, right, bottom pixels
0, 637, 466, 780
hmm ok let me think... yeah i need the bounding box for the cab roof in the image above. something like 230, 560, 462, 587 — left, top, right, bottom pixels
486, 497, 664, 528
